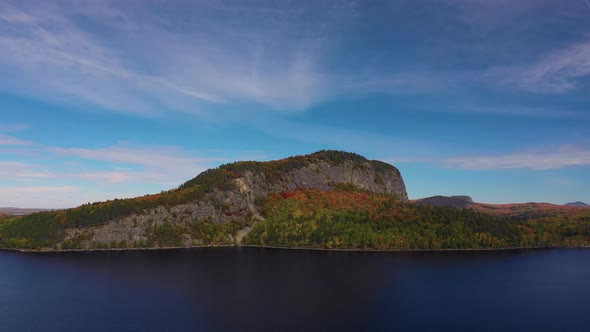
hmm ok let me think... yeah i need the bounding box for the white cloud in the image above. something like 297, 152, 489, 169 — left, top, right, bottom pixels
444, 145, 590, 170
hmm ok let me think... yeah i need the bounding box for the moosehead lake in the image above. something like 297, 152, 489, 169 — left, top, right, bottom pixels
1, 248, 589, 331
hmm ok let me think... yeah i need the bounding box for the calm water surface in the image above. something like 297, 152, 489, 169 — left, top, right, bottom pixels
1, 248, 589, 331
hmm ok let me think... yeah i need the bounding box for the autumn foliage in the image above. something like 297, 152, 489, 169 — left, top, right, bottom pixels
245, 188, 590, 250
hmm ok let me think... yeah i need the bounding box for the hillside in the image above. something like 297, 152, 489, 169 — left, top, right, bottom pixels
245, 189, 590, 249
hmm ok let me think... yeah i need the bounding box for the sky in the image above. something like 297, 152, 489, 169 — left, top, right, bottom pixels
0, 0, 589, 208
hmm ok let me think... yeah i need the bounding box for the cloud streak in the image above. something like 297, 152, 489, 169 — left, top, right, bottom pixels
0, 134, 32, 146
0, 1, 357, 114
0, 136, 267, 188
485, 39, 590, 94
444, 145, 590, 170
0, 185, 140, 209
0, 186, 79, 194
0, 1, 473, 117
50, 144, 228, 185
457, 106, 589, 119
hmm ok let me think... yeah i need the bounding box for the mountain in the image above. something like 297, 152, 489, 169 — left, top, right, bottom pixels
415, 196, 474, 209
564, 202, 590, 208
0, 150, 407, 250
2, 150, 589, 251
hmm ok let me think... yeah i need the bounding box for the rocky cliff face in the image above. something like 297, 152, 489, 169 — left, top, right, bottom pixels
62, 151, 407, 248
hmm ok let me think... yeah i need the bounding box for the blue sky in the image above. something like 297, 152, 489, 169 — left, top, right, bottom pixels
0, 0, 589, 208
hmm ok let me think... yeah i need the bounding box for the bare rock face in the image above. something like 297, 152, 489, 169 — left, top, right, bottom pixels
62, 151, 408, 248
238, 159, 406, 200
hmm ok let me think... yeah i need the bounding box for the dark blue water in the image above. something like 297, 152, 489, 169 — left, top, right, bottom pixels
1, 248, 589, 331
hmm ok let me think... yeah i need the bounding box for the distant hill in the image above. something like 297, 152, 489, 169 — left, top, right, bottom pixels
0, 208, 51, 216
564, 202, 590, 208
414, 197, 590, 221
415, 195, 474, 209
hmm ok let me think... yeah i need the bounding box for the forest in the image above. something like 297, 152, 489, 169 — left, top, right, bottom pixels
2, 186, 589, 250
245, 189, 590, 250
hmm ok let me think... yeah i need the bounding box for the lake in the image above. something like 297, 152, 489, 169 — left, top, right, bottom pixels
1, 247, 589, 331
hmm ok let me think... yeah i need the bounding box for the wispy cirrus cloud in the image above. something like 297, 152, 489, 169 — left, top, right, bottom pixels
0, 161, 55, 179
49, 144, 228, 185
0, 1, 358, 114
485, 39, 590, 94
456, 106, 589, 119
0, 140, 270, 208
0, 2, 218, 116
0, 134, 32, 146
443, 145, 590, 170
0, 185, 79, 208
0, 186, 79, 194
0, 0, 478, 117
0, 124, 32, 145
0, 129, 268, 188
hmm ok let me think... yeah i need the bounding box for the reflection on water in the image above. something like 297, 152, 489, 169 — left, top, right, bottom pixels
1, 248, 589, 331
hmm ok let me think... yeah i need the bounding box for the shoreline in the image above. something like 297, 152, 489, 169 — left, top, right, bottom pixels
1, 244, 589, 254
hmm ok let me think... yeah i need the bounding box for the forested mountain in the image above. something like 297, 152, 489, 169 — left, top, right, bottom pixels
1, 151, 589, 251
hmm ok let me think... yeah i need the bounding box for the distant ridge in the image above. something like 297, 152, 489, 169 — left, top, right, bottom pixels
0, 207, 51, 216
415, 195, 474, 209
564, 202, 590, 208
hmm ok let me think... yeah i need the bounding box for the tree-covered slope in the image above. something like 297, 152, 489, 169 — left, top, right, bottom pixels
244, 188, 590, 249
